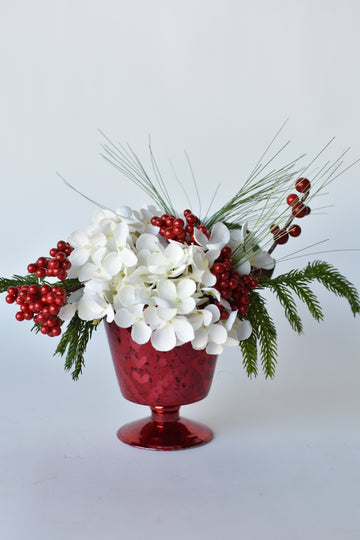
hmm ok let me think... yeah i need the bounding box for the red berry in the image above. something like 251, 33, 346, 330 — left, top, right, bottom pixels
249, 279, 259, 289
186, 214, 197, 224
270, 224, 280, 235
5, 295, 15, 304
37, 313, 47, 324
57, 269, 67, 280
55, 296, 66, 307
48, 259, 59, 269
40, 284, 51, 294
292, 204, 307, 218
49, 304, 60, 315
286, 193, 299, 206
15, 312, 25, 321
50, 327, 61, 337
173, 226, 184, 236
183, 209, 191, 216
61, 259, 71, 270
221, 246, 232, 257
242, 274, 251, 285
173, 218, 184, 227
7, 286, 17, 296
57, 241, 67, 251
212, 263, 225, 274
36, 268, 46, 278
29, 284, 39, 295
55, 251, 66, 262
151, 216, 159, 226
185, 224, 194, 234
36, 257, 48, 268
289, 224, 301, 237
305, 206, 311, 216
27, 263, 37, 274
276, 230, 289, 244
49, 248, 58, 257
295, 177, 311, 193
198, 225, 208, 234
23, 311, 33, 320
238, 305, 248, 315
40, 325, 50, 335
165, 217, 174, 227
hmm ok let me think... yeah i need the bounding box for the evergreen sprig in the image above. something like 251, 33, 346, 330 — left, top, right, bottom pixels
54, 313, 99, 380
242, 290, 278, 378
261, 261, 360, 325
0, 274, 40, 292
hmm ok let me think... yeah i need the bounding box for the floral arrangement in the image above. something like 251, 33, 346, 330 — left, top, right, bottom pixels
1, 133, 359, 380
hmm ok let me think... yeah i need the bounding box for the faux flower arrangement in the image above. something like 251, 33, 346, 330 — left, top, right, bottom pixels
1, 133, 359, 380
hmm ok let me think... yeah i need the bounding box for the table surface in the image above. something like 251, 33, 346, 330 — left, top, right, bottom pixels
1, 306, 359, 540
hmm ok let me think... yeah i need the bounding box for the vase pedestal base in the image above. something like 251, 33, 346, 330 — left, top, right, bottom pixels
117, 406, 213, 451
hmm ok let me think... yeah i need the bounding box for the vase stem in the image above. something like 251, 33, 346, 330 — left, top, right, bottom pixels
151, 406, 180, 424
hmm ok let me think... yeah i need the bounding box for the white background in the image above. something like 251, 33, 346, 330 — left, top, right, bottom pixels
1, 1, 360, 539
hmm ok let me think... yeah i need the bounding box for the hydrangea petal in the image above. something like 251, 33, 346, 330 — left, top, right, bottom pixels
208, 324, 228, 344
172, 317, 195, 343
151, 325, 177, 351
131, 321, 152, 344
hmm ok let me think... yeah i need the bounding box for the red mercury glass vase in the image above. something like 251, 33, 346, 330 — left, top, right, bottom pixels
105, 322, 218, 451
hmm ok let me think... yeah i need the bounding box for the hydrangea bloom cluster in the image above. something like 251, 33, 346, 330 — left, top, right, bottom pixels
60, 206, 274, 354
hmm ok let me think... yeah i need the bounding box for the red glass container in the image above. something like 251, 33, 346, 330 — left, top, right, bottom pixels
105, 322, 218, 451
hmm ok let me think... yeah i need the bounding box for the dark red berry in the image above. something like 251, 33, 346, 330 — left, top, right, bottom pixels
183, 209, 191, 216
5, 295, 15, 304
40, 325, 50, 334
173, 218, 184, 227
7, 286, 17, 296
295, 177, 311, 193
49, 248, 58, 257
286, 193, 299, 206
27, 263, 37, 274
289, 224, 301, 237
276, 230, 289, 244
57, 241, 67, 251
292, 204, 307, 218
221, 246, 232, 257
36, 257, 48, 268
36, 268, 46, 278
15, 312, 25, 321
186, 214, 197, 224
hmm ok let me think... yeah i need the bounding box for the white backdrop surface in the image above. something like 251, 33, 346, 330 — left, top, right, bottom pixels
1, 1, 359, 539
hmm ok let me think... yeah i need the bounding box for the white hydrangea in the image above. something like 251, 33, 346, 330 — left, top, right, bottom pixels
64, 207, 259, 353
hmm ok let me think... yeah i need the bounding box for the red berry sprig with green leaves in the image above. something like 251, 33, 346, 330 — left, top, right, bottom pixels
4, 240, 74, 337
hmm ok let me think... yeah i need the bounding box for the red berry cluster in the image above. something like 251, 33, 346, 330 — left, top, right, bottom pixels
150, 209, 209, 244
211, 246, 260, 317
27, 240, 73, 280
5, 283, 66, 337
270, 177, 312, 245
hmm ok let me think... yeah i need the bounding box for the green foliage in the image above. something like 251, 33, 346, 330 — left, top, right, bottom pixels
0, 274, 39, 292
242, 291, 278, 379
54, 313, 99, 380
240, 260, 359, 379
260, 260, 360, 328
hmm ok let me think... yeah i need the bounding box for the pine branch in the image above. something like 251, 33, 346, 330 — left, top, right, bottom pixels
0, 274, 40, 292
54, 313, 99, 380
265, 282, 303, 333
240, 332, 258, 377
245, 291, 278, 378
261, 260, 360, 321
